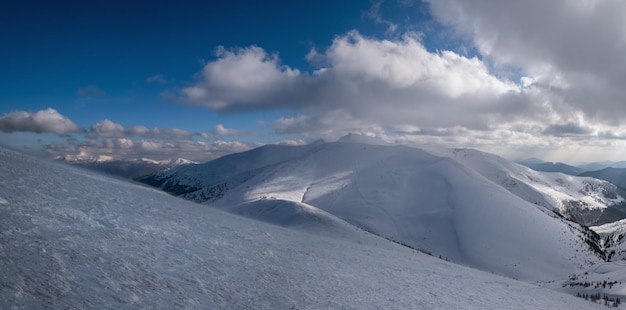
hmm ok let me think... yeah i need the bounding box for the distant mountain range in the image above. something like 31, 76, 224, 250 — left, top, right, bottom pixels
516, 160, 586, 176
579, 161, 626, 171
56, 155, 197, 179
517, 158, 626, 193
580, 168, 626, 190
518, 158, 626, 176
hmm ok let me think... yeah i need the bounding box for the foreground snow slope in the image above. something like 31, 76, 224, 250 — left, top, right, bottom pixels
222, 198, 368, 239
147, 141, 603, 282
0, 147, 605, 309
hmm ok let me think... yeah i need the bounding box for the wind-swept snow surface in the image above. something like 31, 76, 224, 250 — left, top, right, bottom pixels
0, 147, 605, 309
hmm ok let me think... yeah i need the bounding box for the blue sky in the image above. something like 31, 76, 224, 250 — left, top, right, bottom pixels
1, 1, 370, 127
2, 0, 626, 163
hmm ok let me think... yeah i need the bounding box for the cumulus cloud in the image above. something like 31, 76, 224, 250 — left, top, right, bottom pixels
181, 30, 609, 156
169, 6, 626, 161
276, 139, 308, 146
426, 0, 626, 125
46, 137, 261, 162
179, 45, 301, 110
127, 125, 151, 137
270, 111, 388, 139
149, 127, 194, 140
90, 119, 126, 138
43, 118, 258, 162
0, 108, 84, 134
197, 132, 214, 140
212, 124, 252, 136
88, 120, 195, 140
179, 31, 530, 132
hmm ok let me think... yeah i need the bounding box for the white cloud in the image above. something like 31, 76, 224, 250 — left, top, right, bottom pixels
106, 138, 134, 149
117, 125, 193, 140
179, 46, 301, 110
0, 108, 84, 134
127, 125, 151, 136
277, 139, 308, 146
41, 117, 252, 162
90, 119, 125, 138
322, 31, 517, 97
151, 127, 194, 140
426, 0, 626, 125
197, 132, 214, 140
9, 2, 626, 164
46, 132, 261, 163
179, 31, 528, 132
212, 124, 250, 136
168, 8, 626, 162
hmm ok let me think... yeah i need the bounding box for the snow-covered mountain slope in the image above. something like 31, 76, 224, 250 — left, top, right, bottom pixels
592, 219, 626, 261
546, 261, 626, 306
561, 216, 626, 302
139, 157, 198, 166
55, 151, 115, 163
0, 147, 606, 309
137, 142, 323, 199
223, 198, 369, 239
433, 148, 626, 226
142, 141, 608, 282
537, 206, 626, 302
582, 168, 626, 191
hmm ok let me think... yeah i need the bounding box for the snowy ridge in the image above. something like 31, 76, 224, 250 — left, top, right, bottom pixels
57, 152, 197, 166
143, 140, 609, 282
139, 157, 198, 166
0, 146, 607, 309
431, 148, 626, 226
57, 152, 114, 163
142, 143, 319, 191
